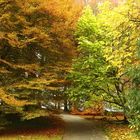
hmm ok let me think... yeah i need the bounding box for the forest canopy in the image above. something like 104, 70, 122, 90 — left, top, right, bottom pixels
0, 0, 81, 113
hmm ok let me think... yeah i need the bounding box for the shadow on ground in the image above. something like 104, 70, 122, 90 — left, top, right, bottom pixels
0, 114, 62, 137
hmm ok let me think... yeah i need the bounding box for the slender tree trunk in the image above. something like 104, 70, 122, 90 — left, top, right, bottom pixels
54, 101, 57, 109
58, 102, 60, 110
64, 99, 68, 112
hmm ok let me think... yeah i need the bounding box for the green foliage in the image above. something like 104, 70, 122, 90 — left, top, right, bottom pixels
68, 6, 106, 103
127, 39, 140, 135
76, 5, 99, 39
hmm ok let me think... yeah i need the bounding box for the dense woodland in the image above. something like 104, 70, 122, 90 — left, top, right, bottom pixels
0, 0, 140, 136
0, 0, 81, 111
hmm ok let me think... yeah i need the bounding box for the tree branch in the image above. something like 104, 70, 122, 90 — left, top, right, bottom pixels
0, 59, 37, 76
103, 98, 123, 107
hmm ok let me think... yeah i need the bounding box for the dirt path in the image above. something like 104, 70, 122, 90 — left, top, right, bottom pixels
61, 114, 108, 140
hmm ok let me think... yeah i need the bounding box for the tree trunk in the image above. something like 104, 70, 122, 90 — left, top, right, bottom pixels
123, 115, 129, 123
64, 99, 68, 112
58, 102, 60, 110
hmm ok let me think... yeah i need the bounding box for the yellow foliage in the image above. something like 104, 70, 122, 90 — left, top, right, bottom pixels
0, 88, 31, 107
10, 78, 68, 91
98, 1, 140, 77
0, 59, 40, 75
106, 124, 139, 140
0, 68, 11, 74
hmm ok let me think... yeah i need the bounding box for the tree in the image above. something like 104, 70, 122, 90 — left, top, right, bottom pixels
67, 6, 107, 110
96, 0, 139, 116
0, 0, 81, 115
67, 0, 139, 116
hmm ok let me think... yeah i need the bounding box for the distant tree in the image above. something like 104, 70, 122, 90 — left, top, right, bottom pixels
67, 6, 107, 110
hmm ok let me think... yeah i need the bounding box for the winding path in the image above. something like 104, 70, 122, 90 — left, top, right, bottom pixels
61, 114, 108, 140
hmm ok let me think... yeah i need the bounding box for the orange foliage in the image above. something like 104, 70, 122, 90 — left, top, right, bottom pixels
0, 0, 82, 110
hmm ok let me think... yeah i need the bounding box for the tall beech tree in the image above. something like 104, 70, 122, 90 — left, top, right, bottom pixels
0, 0, 81, 115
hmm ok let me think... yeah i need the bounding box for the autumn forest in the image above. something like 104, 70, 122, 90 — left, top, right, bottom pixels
0, 0, 140, 140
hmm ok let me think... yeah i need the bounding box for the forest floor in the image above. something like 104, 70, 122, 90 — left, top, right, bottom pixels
61, 113, 139, 140
0, 114, 63, 140
80, 115, 139, 140
0, 113, 139, 140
